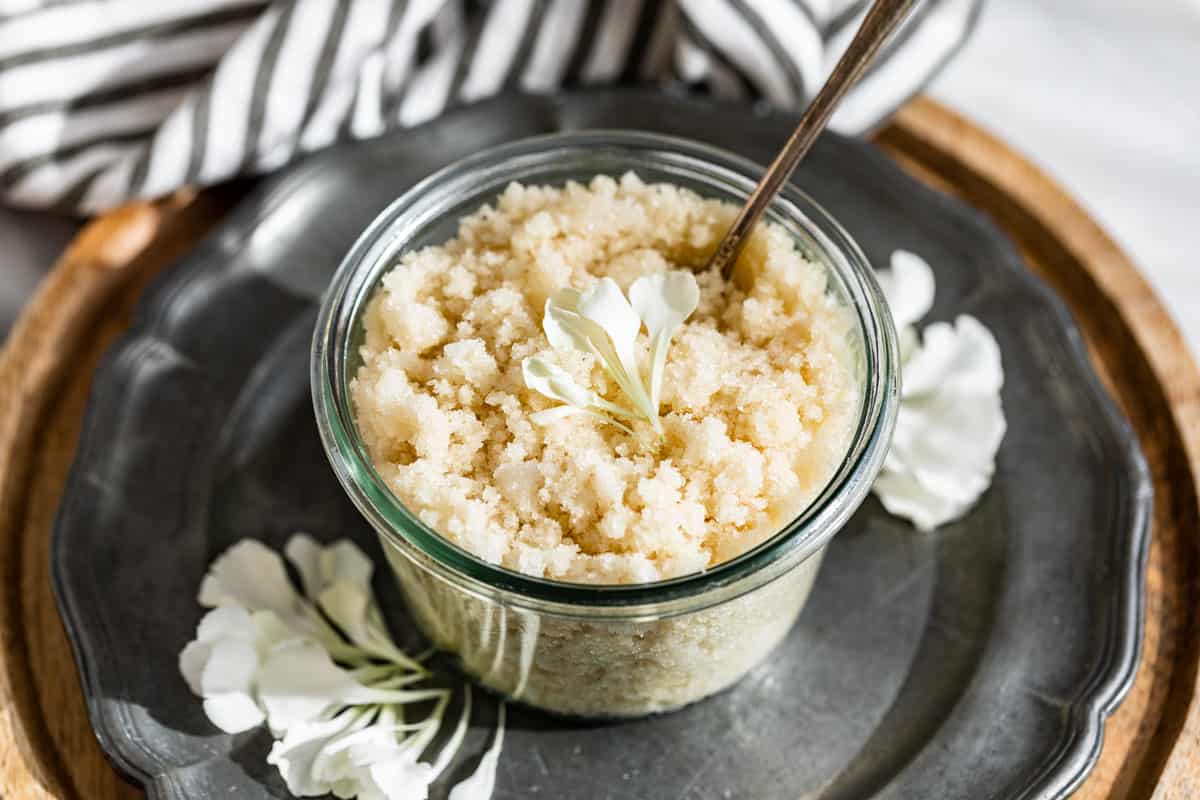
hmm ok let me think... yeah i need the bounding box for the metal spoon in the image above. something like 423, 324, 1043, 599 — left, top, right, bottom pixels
708, 0, 917, 282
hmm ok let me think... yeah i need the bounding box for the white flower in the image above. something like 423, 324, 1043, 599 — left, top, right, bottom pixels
355, 749, 438, 800
286, 533, 374, 599
267, 687, 476, 800
348, 704, 446, 800
178, 606, 297, 733
199, 539, 306, 619
449, 703, 506, 800
525, 271, 699, 435
288, 534, 425, 670
629, 271, 700, 411
195, 636, 262, 733
874, 250, 1006, 531
257, 639, 446, 734
179, 606, 255, 696
267, 711, 371, 797
268, 704, 440, 800
521, 357, 637, 435
197, 538, 358, 662
181, 535, 506, 800
876, 250, 936, 332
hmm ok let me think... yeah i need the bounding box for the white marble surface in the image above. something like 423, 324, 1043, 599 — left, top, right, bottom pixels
2, 1, 1197, 356
929, 0, 1200, 356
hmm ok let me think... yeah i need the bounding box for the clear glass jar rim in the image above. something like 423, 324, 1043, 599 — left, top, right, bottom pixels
312, 130, 899, 617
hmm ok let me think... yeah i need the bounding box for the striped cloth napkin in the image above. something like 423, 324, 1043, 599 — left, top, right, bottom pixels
0, 0, 981, 215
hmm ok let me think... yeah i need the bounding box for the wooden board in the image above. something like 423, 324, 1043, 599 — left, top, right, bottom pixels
0, 97, 1196, 799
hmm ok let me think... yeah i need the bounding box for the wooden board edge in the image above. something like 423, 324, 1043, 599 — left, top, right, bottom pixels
0, 190, 229, 799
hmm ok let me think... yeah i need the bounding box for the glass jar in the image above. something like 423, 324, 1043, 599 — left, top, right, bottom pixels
313, 131, 899, 718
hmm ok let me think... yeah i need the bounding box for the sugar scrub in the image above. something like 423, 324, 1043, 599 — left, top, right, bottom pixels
350, 172, 858, 716
352, 173, 857, 583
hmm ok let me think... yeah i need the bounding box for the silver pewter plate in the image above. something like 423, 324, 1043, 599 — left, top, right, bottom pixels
52, 90, 1150, 800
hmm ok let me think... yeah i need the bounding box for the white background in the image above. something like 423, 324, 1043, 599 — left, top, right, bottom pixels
929, 0, 1199, 355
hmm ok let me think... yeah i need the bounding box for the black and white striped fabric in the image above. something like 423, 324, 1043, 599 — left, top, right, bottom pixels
0, 0, 981, 215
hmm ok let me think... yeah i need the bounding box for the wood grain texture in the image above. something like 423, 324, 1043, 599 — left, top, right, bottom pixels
0, 98, 1196, 798
0, 191, 233, 800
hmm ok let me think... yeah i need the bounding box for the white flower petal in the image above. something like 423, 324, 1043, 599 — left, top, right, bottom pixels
882, 400, 1004, 529
179, 640, 211, 696
365, 758, 437, 800
323, 710, 440, 800
258, 640, 444, 733
576, 277, 641, 366
521, 357, 595, 408
323, 540, 374, 590
198, 542, 359, 660
529, 405, 635, 436
319, 581, 396, 660
449, 703, 505, 800
522, 357, 641, 432
874, 313, 1006, 531
284, 533, 325, 600
181, 608, 273, 698
258, 639, 364, 731
198, 539, 302, 619
629, 270, 700, 339
195, 637, 265, 732
903, 316, 1003, 398
872, 467, 964, 532
196, 606, 257, 643
893, 391, 1004, 493
286, 533, 375, 601
318, 581, 426, 671
543, 283, 654, 421
543, 297, 628, 378
328, 722, 407, 767
200, 638, 258, 696
577, 279, 649, 410
628, 270, 699, 409
541, 288, 588, 352
877, 249, 936, 329
431, 686, 472, 778
268, 712, 367, 798
251, 609, 308, 652
203, 692, 266, 734
318, 722, 413, 798
320, 580, 372, 643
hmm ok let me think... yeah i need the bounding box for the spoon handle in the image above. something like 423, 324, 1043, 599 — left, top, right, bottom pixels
710, 0, 917, 281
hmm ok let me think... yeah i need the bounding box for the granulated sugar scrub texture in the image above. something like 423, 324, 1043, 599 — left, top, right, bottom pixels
354, 176, 857, 583
314, 132, 900, 718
